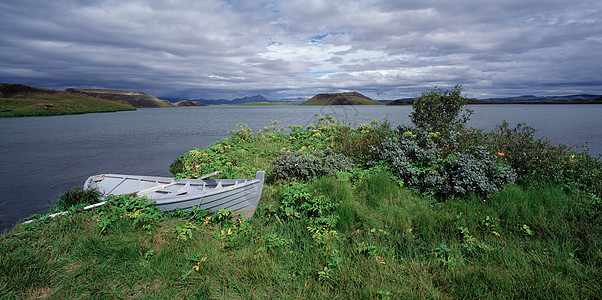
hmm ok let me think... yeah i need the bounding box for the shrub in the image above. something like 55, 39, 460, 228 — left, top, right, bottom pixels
334, 120, 395, 165
96, 194, 163, 233
372, 132, 442, 194
484, 121, 602, 197
442, 145, 516, 197
170, 128, 288, 179
277, 181, 340, 227
286, 114, 342, 151
373, 132, 516, 199
271, 149, 354, 181
410, 84, 472, 133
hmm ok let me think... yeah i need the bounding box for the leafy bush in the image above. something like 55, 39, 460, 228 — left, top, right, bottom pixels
228, 123, 254, 141
443, 145, 516, 197
96, 194, 163, 233
171, 115, 382, 180
333, 120, 395, 165
170, 130, 288, 179
277, 182, 340, 228
286, 114, 341, 151
271, 149, 354, 181
373, 132, 516, 199
483, 121, 602, 197
410, 84, 472, 133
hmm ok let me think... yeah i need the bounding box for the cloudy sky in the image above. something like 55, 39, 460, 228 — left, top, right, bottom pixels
1, 0, 601, 100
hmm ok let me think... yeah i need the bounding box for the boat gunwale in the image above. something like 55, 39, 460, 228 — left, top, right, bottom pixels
84, 172, 265, 210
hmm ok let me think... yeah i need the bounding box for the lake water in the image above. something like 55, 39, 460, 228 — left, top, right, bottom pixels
1, 104, 601, 232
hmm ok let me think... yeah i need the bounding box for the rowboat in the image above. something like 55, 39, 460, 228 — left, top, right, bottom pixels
83, 171, 265, 219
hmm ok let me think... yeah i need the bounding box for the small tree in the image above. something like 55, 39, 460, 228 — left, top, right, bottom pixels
410, 84, 472, 133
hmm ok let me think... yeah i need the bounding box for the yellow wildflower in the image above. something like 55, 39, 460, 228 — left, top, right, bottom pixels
193, 257, 207, 272
375, 256, 386, 265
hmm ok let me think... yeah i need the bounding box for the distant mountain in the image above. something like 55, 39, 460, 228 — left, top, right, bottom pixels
482, 94, 602, 102
278, 97, 307, 104
301, 92, 383, 105
388, 94, 602, 105
184, 95, 270, 105
65, 88, 172, 108
232, 95, 269, 104
387, 98, 416, 105
174, 100, 208, 107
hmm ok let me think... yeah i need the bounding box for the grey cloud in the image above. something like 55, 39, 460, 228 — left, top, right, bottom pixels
0, 0, 601, 99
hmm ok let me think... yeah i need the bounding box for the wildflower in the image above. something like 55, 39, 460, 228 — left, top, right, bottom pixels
497, 152, 505, 156
193, 257, 207, 272
492, 231, 501, 237
127, 210, 142, 218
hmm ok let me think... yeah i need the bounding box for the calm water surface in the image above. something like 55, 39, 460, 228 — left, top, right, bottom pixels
1, 104, 601, 231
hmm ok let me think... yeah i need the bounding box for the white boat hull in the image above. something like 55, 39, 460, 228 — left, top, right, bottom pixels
83, 171, 265, 219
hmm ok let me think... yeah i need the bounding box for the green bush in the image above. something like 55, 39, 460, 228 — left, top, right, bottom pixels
373, 132, 516, 199
271, 149, 354, 181
277, 182, 339, 225
95, 194, 163, 233
482, 121, 602, 197
170, 130, 288, 179
443, 145, 517, 196
333, 120, 395, 165
410, 84, 472, 133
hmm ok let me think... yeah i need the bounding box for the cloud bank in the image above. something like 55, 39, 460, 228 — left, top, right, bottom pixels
1, 0, 601, 99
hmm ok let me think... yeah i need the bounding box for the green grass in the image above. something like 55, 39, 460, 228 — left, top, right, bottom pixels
2, 180, 599, 298
0, 94, 135, 117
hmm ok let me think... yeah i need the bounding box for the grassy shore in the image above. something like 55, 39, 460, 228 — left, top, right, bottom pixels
2, 87, 600, 298
0, 94, 135, 117
2, 180, 599, 298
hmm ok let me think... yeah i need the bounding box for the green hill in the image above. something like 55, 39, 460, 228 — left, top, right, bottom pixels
301, 91, 383, 105
0, 84, 135, 117
174, 100, 208, 107
65, 88, 173, 108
